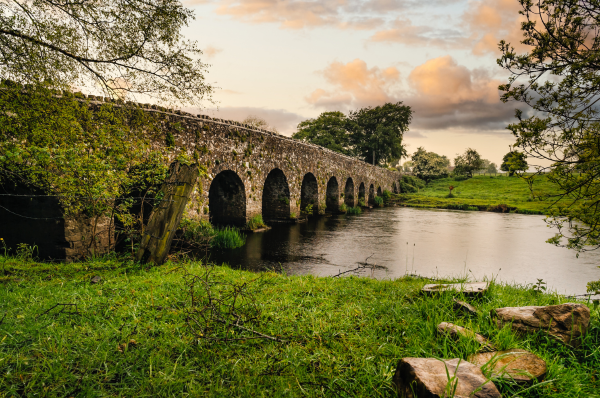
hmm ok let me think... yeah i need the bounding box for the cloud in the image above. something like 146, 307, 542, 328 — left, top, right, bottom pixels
369, 18, 466, 48
306, 59, 401, 110
188, 0, 456, 30
204, 45, 223, 59
201, 106, 306, 135
308, 56, 520, 131
369, 0, 530, 56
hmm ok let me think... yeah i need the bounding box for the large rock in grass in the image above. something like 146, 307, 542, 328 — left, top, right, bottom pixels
469, 349, 547, 384
394, 358, 501, 398
492, 303, 590, 346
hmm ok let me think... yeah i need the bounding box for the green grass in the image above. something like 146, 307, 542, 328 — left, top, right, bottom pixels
0, 255, 598, 397
246, 215, 267, 231
395, 175, 573, 215
212, 226, 246, 249
346, 206, 362, 215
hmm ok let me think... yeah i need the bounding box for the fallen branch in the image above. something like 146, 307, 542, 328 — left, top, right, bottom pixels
332, 253, 376, 278
36, 303, 81, 319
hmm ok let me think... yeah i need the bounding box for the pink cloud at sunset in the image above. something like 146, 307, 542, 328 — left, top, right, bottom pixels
308, 56, 518, 131
306, 59, 401, 109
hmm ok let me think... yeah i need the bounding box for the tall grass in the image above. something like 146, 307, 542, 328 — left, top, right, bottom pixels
212, 226, 246, 249
246, 214, 266, 230
347, 206, 362, 215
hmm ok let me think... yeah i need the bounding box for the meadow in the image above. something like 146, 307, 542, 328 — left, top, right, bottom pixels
394, 174, 572, 215
0, 254, 598, 397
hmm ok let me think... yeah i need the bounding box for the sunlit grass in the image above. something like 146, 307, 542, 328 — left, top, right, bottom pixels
0, 255, 597, 397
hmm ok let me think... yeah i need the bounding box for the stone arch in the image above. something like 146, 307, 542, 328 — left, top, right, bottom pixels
209, 170, 246, 226
358, 182, 366, 206
377, 186, 382, 197
392, 181, 399, 194
368, 184, 375, 205
262, 168, 290, 223
326, 176, 339, 213
300, 172, 318, 216
344, 177, 355, 207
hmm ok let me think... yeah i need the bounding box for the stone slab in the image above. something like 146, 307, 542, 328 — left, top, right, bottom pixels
422, 282, 488, 296
469, 349, 547, 384
493, 303, 590, 346
394, 357, 501, 398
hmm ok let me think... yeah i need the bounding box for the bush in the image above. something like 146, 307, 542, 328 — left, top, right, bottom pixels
302, 204, 314, 215
212, 227, 246, 249
245, 215, 266, 230
374, 196, 384, 207
453, 175, 469, 181
347, 206, 362, 215
382, 190, 392, 204
358, 199, 366, 207
399, 175, 425, 193
179, 218, 215, 245
339, 203, 348, 213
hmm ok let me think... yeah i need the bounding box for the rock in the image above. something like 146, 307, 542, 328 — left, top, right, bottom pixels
394, 357, 501, 398
469, 349, 547, 384
422, 282, 488, 296
493, 303, 590, 346
437, 322, 492, 350
90, 275, 101, 284
453, 298, 478, 315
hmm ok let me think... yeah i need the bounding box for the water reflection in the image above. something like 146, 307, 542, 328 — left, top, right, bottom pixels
207, 207, 600, 295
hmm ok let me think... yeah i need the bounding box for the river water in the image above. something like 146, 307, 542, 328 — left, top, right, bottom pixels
208, 207, 600, 295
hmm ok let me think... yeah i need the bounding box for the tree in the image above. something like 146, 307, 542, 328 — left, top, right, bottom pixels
454, 148, 484, 178
411, 147, 449, 182
243, 115, 279, 134
402, 161, 414, 173
500, 151, 528, 176
487, 162, 498, 175
0, 0, 211, 104
292, 111, 351, 155
498, 0, 600, 252
348, 102, 413, 166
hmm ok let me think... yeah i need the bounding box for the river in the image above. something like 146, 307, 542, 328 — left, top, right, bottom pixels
207, 207, 600, 295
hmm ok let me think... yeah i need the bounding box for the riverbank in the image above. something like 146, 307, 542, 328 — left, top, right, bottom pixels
392, 175, 570, 215
0, 255, 598, 396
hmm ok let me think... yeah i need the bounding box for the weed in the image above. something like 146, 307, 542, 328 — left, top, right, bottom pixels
347, 206, 362, 215
302, 204, 314, 215
246, 215, 266, 230
339, 203, 348, 213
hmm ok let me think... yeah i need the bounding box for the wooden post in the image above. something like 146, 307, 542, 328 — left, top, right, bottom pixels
136, 162, 198, 265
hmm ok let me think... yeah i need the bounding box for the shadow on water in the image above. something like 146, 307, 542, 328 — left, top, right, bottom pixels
203, 207, 600, 295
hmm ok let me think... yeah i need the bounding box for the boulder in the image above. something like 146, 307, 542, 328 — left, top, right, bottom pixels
394, 357, 501, 398
453, 298, 478, 315
437, 322, 493, 351
469, 349, 547, 384
422, 282, 488, 296
493, 303, 590, 346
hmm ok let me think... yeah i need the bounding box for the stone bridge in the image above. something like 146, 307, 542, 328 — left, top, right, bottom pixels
152, 107, 402, 225
1, 96, 402, 260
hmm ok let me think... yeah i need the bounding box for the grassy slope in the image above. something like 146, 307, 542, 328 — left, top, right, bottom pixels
0, 256, 598, 397
395, 175, 571, 215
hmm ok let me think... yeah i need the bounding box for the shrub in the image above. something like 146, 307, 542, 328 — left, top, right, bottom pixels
179, 218, 215, 245
358, 199, 366, 207
347, 206, 362, 215
399, 175, 425, 193
339, 203, 348, 212
212, 227, 246, 249
453, 175, 469, 181
374, 196, 384, 207
302, 204, 314, 215
245, 215, 266, 230
382, 190, 392, 204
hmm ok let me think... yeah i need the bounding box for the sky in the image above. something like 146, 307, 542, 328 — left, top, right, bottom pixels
182, 0, 531, 166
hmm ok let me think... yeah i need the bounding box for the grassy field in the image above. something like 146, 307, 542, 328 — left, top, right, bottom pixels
394, 174, 572, 215
0, 254, 598, 397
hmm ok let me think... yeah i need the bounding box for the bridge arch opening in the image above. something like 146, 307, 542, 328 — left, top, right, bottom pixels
392, 182, 398, 194
209, 170, 246, 226
344, 178, 355, 207
300, 173, 318, 216
377, 186, 382, 197
358, 182, 366, 206
262, 168, 290, 223
368, 184, 375, 205
326, 177, 339, 213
